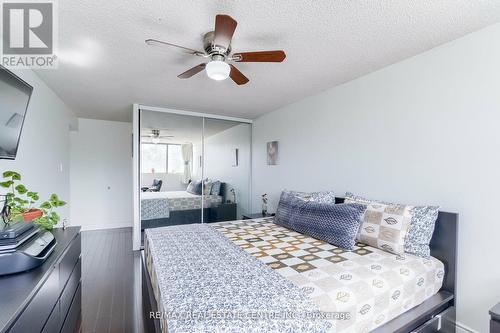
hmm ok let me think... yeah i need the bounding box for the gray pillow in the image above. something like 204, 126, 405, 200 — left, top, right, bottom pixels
345, 192, 439, 258
275, 191, 302, 227
275, 191, 365, 249
291, 199, 366, 250
211, 181, 222, 195
289, 190, 336, 204
186, 180, 202, 195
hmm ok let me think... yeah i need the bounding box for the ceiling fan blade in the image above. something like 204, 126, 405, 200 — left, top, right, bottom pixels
178, 63, 207, 79
213, 15, 237, 50
145, 39, 205, 56
229, 65, 249, 85
232, 50, 286, 62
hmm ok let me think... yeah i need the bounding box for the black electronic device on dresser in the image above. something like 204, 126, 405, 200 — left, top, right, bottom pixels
0, 221, 56, 276
0, 226, 81, 333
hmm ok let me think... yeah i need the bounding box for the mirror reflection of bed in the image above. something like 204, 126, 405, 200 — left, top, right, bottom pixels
139, 110, 251, 240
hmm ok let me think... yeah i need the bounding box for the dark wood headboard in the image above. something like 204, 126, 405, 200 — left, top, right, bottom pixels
429, 211, 458, 296
335, 197, 457, 297
219, 182, 227, 203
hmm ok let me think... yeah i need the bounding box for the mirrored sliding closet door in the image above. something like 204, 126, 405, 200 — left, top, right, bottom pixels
137, 108, 252, 244
202, 118, 252, 221
139, 110, 204, 231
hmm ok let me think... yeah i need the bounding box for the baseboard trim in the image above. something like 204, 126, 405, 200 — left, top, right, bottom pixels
456, 321, 479, 333
78, 222, 133, 231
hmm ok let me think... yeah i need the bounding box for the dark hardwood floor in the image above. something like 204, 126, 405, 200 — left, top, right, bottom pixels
81, 228, 147, 333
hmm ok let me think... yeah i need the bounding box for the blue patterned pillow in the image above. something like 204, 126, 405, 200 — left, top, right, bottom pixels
290, 202, 366, 250
275, 191, 303, 228
275, 190, 338, 230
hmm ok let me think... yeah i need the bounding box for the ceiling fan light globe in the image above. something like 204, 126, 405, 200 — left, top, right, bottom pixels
206, 60, 230, 80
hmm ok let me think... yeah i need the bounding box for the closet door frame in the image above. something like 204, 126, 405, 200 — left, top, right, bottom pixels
132, 104, 253, 251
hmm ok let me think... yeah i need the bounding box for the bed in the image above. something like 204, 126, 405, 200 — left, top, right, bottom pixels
141, 198, 457, 333
141, 184, 226, 229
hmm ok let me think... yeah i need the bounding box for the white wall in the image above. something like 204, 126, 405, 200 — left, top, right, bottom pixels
70, 118, 132, 230
204, 124, 252, 217
0, 69, 75, 225
252, 22, 500, 333
140, 172, 185, 191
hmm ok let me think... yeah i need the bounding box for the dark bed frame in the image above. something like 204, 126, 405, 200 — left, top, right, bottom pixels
141, 197, 458, 333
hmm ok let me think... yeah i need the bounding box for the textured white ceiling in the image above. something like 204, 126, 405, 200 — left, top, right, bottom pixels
35, 0, 500, 122
140, 110, 241, 144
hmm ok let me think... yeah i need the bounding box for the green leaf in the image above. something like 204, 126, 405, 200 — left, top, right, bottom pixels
33, 213, 58, 230
2, 171, 13, 178
26, 192, 39, 201
40, 201, 52, 209
3, 171, 20, 179
15, 184, 28, 194
13, 197, 28, 205
33, 216, 54, 230
0, 180, 13, 188
49, 194, 59, 202
53, 200, 66, 207
49, 211, 60, 222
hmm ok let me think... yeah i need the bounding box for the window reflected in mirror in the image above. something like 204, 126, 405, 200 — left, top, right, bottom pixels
138, 110, 252, 244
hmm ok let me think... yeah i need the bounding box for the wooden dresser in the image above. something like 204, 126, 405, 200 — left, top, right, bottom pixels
491, 303, 500, 333
0, 227, 81, 333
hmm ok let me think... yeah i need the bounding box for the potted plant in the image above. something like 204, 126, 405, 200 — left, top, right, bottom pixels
0, 171, 66, 230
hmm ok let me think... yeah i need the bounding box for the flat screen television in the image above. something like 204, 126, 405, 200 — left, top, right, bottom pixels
0, 66, 33, 160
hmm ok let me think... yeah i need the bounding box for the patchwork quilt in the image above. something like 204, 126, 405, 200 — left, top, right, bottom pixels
145, 223, 332, 333
213, 218, 445, 332
145, 218, 445, 333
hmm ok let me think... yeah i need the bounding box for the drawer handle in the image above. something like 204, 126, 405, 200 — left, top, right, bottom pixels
435, 314, 442, 330
410, 314, 442, 333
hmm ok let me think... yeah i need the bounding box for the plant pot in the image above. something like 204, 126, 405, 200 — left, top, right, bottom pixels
22, 209, 43, 222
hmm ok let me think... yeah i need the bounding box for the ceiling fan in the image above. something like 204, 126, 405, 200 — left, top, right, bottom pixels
145, 14, 286, 85
141, 129, 174, 144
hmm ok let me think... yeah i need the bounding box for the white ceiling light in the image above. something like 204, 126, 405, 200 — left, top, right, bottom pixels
152, 137, 160, 144
206, 60, 230, 81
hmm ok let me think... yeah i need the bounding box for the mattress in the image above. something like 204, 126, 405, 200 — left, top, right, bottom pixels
144, 218, 444, 332
141, 191, 223, 220
145, 223, 331, 333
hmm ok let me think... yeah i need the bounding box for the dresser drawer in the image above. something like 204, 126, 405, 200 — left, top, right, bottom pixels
41, 300, 60, 333
8, 266, 60, 333
491, 319, 500, 333
61, 283, 81, 333
59, 234, 81, 293
60, 257, 81, 319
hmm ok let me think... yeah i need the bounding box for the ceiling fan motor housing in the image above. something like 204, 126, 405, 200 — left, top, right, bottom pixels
204, 31, 231, 57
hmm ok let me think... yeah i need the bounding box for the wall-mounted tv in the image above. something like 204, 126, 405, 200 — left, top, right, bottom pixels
0, 66, 33, 160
